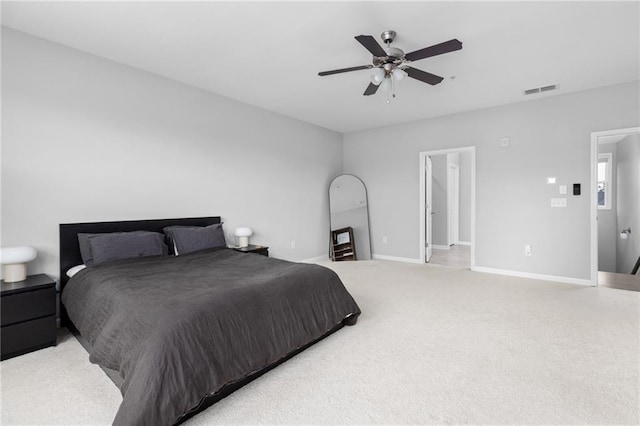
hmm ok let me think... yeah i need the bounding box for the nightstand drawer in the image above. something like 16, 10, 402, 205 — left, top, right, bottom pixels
1, 315, 56, 360
1, 287, 56, 326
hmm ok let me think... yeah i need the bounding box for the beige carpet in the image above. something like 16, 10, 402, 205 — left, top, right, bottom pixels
1, 260, 638, 425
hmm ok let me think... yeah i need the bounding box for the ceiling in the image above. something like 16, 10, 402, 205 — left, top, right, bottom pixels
2, 1, 639, 133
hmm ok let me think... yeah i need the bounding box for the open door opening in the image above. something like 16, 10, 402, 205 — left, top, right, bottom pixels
419, 147, 476, 269
591, 127, 640, 291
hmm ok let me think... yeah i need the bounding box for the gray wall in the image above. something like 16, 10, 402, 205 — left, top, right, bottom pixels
431, 155, 448, 246
446, 152, 459, 246
343, 81, 639, 280
616, 134, 640, 274
459, 151, 472, 243
1, 28, 343, 280
597, 143, 618, 272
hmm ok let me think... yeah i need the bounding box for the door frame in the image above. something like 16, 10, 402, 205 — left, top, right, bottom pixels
590, 127, 640, 285
419, 146, 476, 267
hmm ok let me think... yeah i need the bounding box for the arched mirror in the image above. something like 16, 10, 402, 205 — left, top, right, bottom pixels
329, 175, 372, 261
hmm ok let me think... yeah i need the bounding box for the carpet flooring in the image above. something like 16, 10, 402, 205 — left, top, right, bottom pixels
1, 260, 638, 425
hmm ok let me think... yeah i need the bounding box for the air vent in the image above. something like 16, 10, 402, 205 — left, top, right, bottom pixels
523, 84, 558, 96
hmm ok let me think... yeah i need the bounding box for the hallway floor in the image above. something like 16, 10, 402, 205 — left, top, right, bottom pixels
429, 244, 470, 269
598, 271, 640, 292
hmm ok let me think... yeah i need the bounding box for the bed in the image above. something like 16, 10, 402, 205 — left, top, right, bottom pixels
59, 216, 361, 425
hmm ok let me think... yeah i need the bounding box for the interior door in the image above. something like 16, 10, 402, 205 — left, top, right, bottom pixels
426, 156, 433, 262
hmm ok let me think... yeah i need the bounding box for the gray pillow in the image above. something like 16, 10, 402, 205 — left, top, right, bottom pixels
163, 223, 226, 255
81, 231, 168, 266
78, 233, 97, 266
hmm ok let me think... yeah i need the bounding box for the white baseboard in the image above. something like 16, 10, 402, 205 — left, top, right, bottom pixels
432, 245, 450, 250
457, 241, 471, 246
299, 254, 330, 263
372, 254, 422, 264
471, 266, 593, 286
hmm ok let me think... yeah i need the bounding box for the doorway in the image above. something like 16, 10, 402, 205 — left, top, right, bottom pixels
419, 147, 476, 269
590, 127, 640, 290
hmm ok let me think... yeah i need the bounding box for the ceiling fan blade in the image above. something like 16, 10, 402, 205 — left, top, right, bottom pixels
363, 82, 380, 96
355, 35, 387, 57
405, 67, 444, 85
405, 39, 462, 62
318, 65, 372, 76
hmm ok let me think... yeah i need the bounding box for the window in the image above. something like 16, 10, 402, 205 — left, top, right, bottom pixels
597, 153, 612, 210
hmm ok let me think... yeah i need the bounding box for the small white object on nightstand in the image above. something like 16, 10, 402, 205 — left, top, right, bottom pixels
0, 246, 37, 282
234, 227, 253, 248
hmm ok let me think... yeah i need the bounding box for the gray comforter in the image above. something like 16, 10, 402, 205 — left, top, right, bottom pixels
62, 249, 360, 425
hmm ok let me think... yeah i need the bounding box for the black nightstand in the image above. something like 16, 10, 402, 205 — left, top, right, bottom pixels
232, 245, 269, 257
1, 274, 57, 360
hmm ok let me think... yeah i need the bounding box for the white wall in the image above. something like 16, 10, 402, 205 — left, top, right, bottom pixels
344, 81, 639, 281
597, 143, 617, 272
1, 28, 343, 280
616, 134, 640, 274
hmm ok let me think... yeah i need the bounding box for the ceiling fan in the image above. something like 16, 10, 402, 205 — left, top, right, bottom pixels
318, 30, 462, 101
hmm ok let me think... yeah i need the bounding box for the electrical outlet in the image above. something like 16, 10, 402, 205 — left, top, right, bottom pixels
382, 236, 388, 244
524, 244, 532, 256
291, 241, 296, 249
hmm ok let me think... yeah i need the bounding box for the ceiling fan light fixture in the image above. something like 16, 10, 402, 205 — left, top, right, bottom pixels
371, 67, 385, 84
380, 76, 392, 92
392, 68, 408, 81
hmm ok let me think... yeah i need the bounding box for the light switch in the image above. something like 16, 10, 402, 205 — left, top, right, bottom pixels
551, 198, 567, 207
559, 185, 567, 195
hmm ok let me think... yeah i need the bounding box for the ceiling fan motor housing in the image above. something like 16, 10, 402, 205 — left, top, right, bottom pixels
384, 46, 404, 59
381, 30, 396, 44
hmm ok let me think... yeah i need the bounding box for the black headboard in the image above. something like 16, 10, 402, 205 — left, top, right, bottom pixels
59, 216, 221, 292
